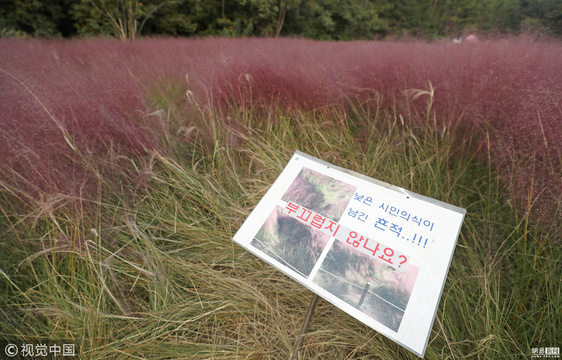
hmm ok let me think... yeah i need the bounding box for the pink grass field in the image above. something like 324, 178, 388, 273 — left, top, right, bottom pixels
0, 37, 560, 217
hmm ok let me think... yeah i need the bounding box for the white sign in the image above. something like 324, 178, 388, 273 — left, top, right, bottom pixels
233, 151, 466, 358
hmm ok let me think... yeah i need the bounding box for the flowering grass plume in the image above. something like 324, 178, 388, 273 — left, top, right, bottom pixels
1, 37, 559, 219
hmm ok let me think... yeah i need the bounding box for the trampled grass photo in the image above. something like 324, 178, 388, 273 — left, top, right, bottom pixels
314, 241, 420, 333
281, 167, 356, 222
251, 206, 331, 278
0, 35, 560, 359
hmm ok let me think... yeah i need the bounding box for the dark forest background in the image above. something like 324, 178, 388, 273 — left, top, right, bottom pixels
1, 0, 561, 40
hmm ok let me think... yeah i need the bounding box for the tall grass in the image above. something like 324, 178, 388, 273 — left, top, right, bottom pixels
1, 37, 560, 359
1, 37, 560, 219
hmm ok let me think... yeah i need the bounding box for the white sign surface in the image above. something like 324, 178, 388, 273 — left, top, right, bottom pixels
233, 151, 466, 358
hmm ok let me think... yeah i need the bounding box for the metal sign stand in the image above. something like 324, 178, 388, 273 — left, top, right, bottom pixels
291, 282, 370, 359
291, 293, 320, 360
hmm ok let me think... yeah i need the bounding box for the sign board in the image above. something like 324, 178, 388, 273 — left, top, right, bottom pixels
233, 151, 466, 358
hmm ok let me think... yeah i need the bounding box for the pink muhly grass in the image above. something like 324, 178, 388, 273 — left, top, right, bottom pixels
0, 39, 159, 199
175, 37, 560, 221
1, 37, 560, 220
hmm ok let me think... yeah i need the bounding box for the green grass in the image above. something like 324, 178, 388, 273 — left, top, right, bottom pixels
0, 81, 559, 359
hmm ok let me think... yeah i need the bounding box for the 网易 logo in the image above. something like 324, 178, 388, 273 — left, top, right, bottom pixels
532, 347, 560, 359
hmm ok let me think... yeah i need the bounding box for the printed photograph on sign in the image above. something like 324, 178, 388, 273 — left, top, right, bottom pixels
281, 167, 356, 222
251, 206, 331, 278
313, 241, 419, 332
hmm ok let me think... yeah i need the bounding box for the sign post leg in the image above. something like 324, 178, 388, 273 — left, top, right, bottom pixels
291, 293, 320, 360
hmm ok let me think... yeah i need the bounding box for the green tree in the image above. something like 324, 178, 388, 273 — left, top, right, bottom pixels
292, 0, 384, 40
72, 0, 178, 40
218, 0, 287, 36
401, 0, 523, 38
0, 0, 78, 37
470, 0, 522, 34
141, 0, 222, 36
2, 0, 558, 40
522, 0, 562, 35
275, 0, 302, 36
370, 0, 440, 38
432, 0, 481, 36
141, 0, 296, 38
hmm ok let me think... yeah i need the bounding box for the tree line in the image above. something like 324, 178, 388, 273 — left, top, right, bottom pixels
1, 0, 561, 40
